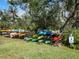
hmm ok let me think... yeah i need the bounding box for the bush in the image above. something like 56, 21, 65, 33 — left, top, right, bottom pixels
72, 29, 79, 42
62, 29, 79, 49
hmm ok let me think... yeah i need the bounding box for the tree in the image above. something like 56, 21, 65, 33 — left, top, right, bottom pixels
21, 0, 63, 30
8, 0, 78, 31
60, 0, 79, 32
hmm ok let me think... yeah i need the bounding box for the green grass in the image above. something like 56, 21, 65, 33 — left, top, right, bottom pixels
0, 36, 79, 59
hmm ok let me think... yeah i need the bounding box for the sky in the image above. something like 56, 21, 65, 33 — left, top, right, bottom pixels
0, 0, 8, 10
0, 0, 26, 18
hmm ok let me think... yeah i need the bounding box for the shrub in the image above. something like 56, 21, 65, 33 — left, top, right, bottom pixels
62, 28, 79, 49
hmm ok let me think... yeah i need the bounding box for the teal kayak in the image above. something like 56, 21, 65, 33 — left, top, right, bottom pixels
32, 38, 38, 42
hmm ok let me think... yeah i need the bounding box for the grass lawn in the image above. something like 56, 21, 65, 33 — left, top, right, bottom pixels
0, 36, 79, 59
